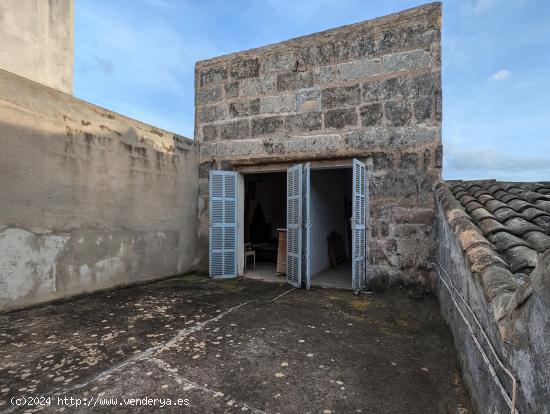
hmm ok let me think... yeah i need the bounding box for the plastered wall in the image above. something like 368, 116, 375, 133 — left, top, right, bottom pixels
310, 169, 352, 276
0, 0, 73, 93
0, 69, 199, 312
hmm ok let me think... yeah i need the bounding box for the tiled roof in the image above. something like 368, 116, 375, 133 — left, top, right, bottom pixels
444, 180, 550, 277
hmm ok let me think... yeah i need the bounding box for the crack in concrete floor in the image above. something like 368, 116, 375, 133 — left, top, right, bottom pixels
3, 300, 252, 414
0, 276, 472, 413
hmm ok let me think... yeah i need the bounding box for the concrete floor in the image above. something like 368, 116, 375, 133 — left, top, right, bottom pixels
0, 275, 472, 413
243, 262, 284, 284
244, 262, 352, 290
312, 262, 352, 289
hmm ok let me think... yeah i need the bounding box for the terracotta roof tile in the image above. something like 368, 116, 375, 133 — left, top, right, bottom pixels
465, 183, 483, 191
479, 266, 516, 301
493, 207, 522, 222
435, 182, 520, 319
488, 184, 503, 193
534, 200, 550, 214
458, 194, 476, 205
438, 180, 550, 278
484, 199, 509, 213
533, 216, 550, 233
503, 246, 538, 273
524, 231, 550, 252
488, 231, 531, 252
523, 191, 550, 203
464, 200, 484, 213
531, 183, 548, 191
458, 229, 493, 251
499, 193, 519, 203
478, 217, 508, 236
492, 189, 509, 199
504, 217, 545, 236
450, 184, 466, 192
521, 207, 550, 221
501, 183, 519, 191
466, 245, 508, 273
508, 199, 533, 212
505, 185, 523, 193
470, 207, 495, 221
475, 190, 491, 200
447, 208, 469, 224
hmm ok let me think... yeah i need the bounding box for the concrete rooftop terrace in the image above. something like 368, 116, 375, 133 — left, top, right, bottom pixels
0, 276, 471, 413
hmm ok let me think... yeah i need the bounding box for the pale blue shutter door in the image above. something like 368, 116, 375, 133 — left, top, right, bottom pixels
286, 164, 302, 288
303, 163, 312, 290
352, 159, 368, 291
209, 171, 238, 279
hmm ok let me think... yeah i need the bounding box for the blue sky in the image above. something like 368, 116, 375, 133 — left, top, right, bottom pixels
74, 0, 550, 181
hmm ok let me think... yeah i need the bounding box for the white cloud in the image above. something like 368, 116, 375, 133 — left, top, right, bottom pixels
444, 145, 550, 181
490, 69, 512, 81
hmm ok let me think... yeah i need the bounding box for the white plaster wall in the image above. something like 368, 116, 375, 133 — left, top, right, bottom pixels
0, 229, 69, 303
0, 69, 199, 312
310, 169, 352, 276
0, 0, 73, 93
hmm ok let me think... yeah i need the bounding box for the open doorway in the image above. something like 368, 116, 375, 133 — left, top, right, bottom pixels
241, 167, 354, 289
211, 159, 367, 290
243, 172, 286, 283
309, 168, 353, 289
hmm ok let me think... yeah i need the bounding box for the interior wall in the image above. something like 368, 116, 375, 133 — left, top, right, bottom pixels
310, 169, 351, 276
245, 173, 286, 242
0, 69, 199, 313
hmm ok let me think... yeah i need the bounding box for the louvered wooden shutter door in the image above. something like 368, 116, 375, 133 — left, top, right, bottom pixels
286, 164, 302, 288
352, 159, 368, 291
209, 171, 238, 278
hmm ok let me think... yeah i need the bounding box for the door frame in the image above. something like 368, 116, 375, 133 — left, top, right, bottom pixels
235, 158, 367, 287
234, 158, 354, 174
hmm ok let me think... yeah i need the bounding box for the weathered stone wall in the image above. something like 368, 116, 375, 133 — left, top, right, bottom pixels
435, 194, 550, 414
0, 0, 73, 93
195, 3, 442, 286
0, 69, 199, 312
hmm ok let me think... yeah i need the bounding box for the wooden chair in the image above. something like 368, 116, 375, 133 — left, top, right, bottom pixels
327, 231, 346, 268
245, 242, 256, 271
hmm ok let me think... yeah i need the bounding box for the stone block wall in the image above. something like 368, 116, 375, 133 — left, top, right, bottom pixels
0, 69, 199, 312
195, 3, 442, 287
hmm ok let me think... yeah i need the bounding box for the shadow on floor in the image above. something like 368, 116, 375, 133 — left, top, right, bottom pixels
244, 262, 352, 290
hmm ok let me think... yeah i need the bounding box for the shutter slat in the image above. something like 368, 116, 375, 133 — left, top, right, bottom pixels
303, 163, 311, 290
286, 165, 303, 287
209, 171, 238, 278
352, 159, 368, 291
